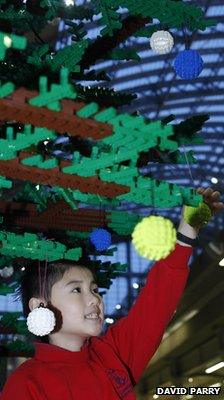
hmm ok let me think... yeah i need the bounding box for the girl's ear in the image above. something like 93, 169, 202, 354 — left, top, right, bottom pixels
28, 297, 47, 311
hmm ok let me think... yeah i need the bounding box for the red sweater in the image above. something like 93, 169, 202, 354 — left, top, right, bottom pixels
1, 244, 192, 400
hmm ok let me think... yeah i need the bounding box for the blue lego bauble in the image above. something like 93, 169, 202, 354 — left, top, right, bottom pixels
90, 228, 112, 251
173, 50, 203, 79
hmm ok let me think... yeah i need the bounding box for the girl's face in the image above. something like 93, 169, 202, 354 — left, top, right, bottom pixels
48, 267, 104, 350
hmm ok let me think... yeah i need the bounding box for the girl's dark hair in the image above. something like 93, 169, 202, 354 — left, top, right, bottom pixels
16, 257, 98, 343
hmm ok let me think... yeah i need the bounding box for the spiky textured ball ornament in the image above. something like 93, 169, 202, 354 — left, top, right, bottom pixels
173, 49, 203, 79
27, 303, 56, 336
90, 228, 111, 251
132, 216, 176, 261
183, 202, 212, 229
150, 30, 174, 54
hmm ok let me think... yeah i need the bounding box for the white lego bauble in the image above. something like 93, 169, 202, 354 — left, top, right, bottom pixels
0, 266, 14, 278
27, 304, 56, 336
150, 30, 174, 54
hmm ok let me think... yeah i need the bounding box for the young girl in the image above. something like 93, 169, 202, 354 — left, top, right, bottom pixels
1, 187, 223, 399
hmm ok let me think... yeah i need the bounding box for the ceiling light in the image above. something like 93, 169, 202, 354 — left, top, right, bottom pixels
105, 318, 114, 324
132, 283, 139, 289
211, 177, 218, 184
182, 309, 198, 322
169, 321, 182, 333
205, 362, 224, 374
208, 242, 224, 256
219, 258, 224, 267
64, 0, 74, 5
209, 383, 221, 387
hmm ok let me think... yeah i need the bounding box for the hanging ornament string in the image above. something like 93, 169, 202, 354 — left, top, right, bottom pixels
27, 255, 56, 337
100, 197, 103, 228
97, 194, 102, 227
151, 176, 158, 216
98, 194, 106, 229
96, 194, 102, 226
154, 147, 195, 188
43, 257, 48, 300
102, 198, 106, 229
183, 25, 190, 50
182, 145, 212, 228
38, 257, 48, 304
90, 195, 111, 252
38, 260, 42, 300
182, 144, 195, 187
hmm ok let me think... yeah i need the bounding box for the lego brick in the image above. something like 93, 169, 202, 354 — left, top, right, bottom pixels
0, 90, 113, 140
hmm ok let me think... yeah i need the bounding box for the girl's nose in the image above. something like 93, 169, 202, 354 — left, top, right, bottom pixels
87, 292, 101, 306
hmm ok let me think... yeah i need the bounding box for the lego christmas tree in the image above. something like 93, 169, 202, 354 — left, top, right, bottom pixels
0, 0, 215, 356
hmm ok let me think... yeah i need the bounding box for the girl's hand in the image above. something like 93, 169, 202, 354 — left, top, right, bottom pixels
196, 187, 224, 215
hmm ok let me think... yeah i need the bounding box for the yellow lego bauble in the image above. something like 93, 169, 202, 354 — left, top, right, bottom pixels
132, 216, 176, 261
183, 202, 212, 229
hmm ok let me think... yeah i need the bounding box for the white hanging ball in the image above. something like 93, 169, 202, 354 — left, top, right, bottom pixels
27, 304, 56, 336
0, 266, 14, 278
150, 30, 174, 54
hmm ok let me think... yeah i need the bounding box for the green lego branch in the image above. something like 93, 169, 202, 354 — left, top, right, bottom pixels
0, 230, 82, 262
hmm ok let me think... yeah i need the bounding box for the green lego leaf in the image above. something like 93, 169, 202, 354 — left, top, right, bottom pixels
1, 312, 20, 329
169, 150, 197, 164
94, 0, 122, 36
0, 283, 14, 295
0, 81, 15, 98
134, 25, 158, 38
108, 211, 142, 235
0, 230, 82, 261
76, 102, 100, 118
0, 176, 12, 189
117, 178, 202, 208
110, 0, 212, 31
64, 247, 82, 261
67, 190, 120, 207
0, 32, 27, 60
109, 48, 141, 61
173, 114, 209, 146
77, 85, 136, 107
29, 68, 77, 111
54, 187, 78, 210
66, 231, 90, 239
46, 39, 90, 73
0, 125, 56, 160
62, 5, 94, 20
5, 340, 34, 355
27, 44, 50, 68
15, 183, 57, 212
40, 0, 57, 20
0, 256, 12, 267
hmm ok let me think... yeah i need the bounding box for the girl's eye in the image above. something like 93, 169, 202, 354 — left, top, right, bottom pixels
72, 287, 81, 293
71, 287, 100, 294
